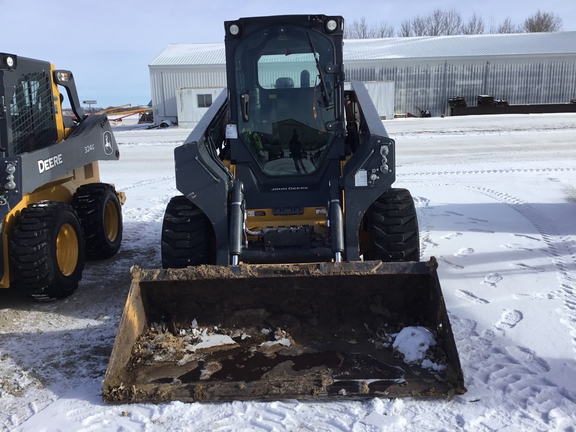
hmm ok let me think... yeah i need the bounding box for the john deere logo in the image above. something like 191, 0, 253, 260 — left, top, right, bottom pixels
38, 154, 63, 173
103, 131, 113, 155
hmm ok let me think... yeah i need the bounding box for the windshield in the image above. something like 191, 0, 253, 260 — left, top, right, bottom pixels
235, 25, 336, 176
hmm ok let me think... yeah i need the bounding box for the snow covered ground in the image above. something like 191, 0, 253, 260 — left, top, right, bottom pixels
1, 113, 576, 431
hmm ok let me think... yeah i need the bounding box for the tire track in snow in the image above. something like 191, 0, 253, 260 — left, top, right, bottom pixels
116, 175, 175, 191
403, 178, 576, 424
444, 314, 576, 431
409, 178, 576, 354
399, 166, 576, 178
463, 185, 576, 356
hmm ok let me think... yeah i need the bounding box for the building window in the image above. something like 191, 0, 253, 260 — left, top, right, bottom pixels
197, 94, 212, 108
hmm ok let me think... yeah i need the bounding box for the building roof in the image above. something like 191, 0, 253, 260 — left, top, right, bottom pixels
149, 31, 576, 67
344, 31, 576, 60
149, 43, 226, 66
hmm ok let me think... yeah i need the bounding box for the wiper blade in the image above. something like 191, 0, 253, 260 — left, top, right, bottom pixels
307, 32, 331, 107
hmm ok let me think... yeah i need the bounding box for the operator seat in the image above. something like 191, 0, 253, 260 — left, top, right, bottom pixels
275, 77, 294, 88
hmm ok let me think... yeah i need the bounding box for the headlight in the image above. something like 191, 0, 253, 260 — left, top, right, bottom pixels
228, 23, 241, 36
56, 71, 70, 82
1, 54, 17, 70
325, 19, 338, 33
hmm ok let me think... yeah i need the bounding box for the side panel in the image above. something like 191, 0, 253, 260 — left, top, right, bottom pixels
343, 81, 396, 261
16, 114, 119, 197
175, 89, 231, 264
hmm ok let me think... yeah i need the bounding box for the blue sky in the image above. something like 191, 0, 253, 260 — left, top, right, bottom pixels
2, 0, 575, 108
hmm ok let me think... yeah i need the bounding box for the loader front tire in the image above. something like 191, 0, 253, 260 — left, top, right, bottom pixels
366, 188, 420, 262
161, 196, 212, 268
10, 201, 85, 300
73, 183, 123, 260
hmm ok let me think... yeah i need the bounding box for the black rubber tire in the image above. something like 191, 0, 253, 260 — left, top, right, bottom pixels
10, 201, 85, 300
72, 183, 123, 260
365, 188, 420, 262
161, 196, 212, 268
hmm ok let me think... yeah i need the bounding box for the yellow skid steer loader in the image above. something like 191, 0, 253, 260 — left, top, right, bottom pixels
0, 53, 124, 300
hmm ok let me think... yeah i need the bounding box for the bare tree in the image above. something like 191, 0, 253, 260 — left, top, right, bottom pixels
443, 10, 464, 35
523, 10, 563, 32
373, 22, 395, 38
346, 17, 369, 39
487, 17, 498, 34
496, 17, 521, 33
461, 13, 485, 35
427, 10, 445, 36
345, 17, 395, 38
351, 9, 563, 38
396, 9, 464, 37
411, 16, 429, 36
398, 20, 412, 37
398, 15, 433, 37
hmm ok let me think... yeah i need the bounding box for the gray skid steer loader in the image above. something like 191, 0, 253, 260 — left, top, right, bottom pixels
103, 15, 465, 403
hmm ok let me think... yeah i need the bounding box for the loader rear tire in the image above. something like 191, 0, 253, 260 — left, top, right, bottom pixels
161, 196, 212, 268
366, 188, 420, 262
10, 201, 85, 300
73, 183, 123, 260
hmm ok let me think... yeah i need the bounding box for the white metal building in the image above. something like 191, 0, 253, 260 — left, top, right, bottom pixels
149, 31, 576, 123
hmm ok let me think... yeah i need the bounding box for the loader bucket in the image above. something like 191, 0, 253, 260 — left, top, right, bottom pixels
102, 258, 465, 403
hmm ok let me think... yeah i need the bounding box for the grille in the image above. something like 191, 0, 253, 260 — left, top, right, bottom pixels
10, 71, 57, 155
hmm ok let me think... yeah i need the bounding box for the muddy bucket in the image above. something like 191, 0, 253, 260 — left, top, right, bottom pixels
102, 258, 465, 403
